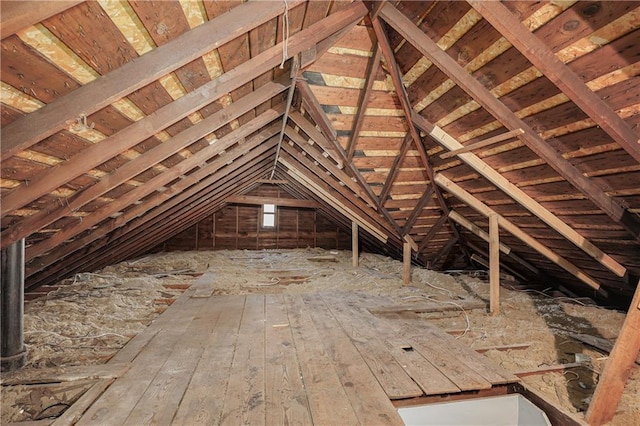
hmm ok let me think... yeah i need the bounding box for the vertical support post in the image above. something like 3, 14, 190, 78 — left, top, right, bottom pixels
352, 222, 359, 267
586, 279, 640, 425
489, 213, 500, 316
1, 238, 27, 371
403, 241, 411, 284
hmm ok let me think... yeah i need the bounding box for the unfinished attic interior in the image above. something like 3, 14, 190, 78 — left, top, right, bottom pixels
1, 0, 639, 424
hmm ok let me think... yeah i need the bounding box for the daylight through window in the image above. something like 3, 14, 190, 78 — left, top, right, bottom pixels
262, 204, 276, 228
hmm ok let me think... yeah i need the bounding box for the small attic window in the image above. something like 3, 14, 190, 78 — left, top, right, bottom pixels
262, 204, 276, 228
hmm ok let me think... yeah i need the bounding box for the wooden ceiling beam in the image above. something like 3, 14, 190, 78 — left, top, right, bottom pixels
412, 113, 629, 280
402, 186, 435, 237
417, 214, 448, 254
372, 16, 467, 256
1, 2, 367, 216
295, 79, 338, 144
278, 148, 394, 241
1, 79, 290, 247
379, 133, 412, 203
468, 0, 640, 164
435, 173, 604, 293
289, 110, 345, 169
25, 111, 283, 261
26, 140, 278, 279
289, 87, 404, 238
226, 195, 320, 209
1, 0, 304, 160
439, 129, 524, 160
380, 3, 640, 241
284, 125, 368, 201
346, 44, 382, 161
1, 1, 83, 39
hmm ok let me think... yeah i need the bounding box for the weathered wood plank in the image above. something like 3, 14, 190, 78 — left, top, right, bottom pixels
76, 298, 208, 425
301, 293, 405, 425
264, 294, 313, 424
0, 1, 83, 39
319, 293, 424, 399
171, 295, 246, 425
1, 364, 128, 386
284, 294, 360, 424
219, 294, 266, 426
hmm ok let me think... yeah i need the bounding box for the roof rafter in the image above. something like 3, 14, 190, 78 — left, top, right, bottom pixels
1, 77, 291, 248
1, 0, 303, 160
26, 110, 284, 261
411, 113, 628, 281
1, 1, 84, 40
1, 1, 368, 216
379, 2, 640, 241
372, 17, 467, 256
435, 173, 604, 294
468, 0, 640, 164
27, 135, 280, 279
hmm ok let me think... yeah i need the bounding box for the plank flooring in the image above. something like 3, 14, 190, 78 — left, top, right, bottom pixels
73, 280, 519, 425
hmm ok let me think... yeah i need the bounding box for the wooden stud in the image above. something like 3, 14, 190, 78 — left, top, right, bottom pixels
586, 279, 640, 425
489, 213, 500, 316
403, 241, 411, 284
352, 222, 359, 267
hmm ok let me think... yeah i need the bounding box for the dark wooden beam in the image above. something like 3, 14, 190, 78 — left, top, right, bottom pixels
347, 44, 382, 161
586, 279, 640, 425
1, 1, 83, 39
372, 16, 466, 252
284, 126, 369, 201
1, 3, 367, 216
440, 129, 524, 159
402, 186, 435, 236
417, 214, 448, 254
295, 79, 338, 143
468, 0, 640, 164
380, 3, 640, 240
226, 195, 320, 209
1, 79, 290, 248
379, 133, 412, 203
1, 0, 304, 160
289, 110, 345, 169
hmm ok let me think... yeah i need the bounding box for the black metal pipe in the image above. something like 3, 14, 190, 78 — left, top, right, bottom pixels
1, 238, 26, 371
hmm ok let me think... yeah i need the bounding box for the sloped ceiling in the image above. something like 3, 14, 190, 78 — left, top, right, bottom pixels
1, 0, 639, 305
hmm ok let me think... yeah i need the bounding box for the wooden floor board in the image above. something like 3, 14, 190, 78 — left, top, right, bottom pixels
123, 290, 231, 425
264, 294, 313, 424
219, 294, 267, 426
322, 292, 461, 396
77, 297, 208, 426
73, 288, 519, 425
171, 295, 246, 425
301, 293, 405, 425
284, 294, 360, 425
